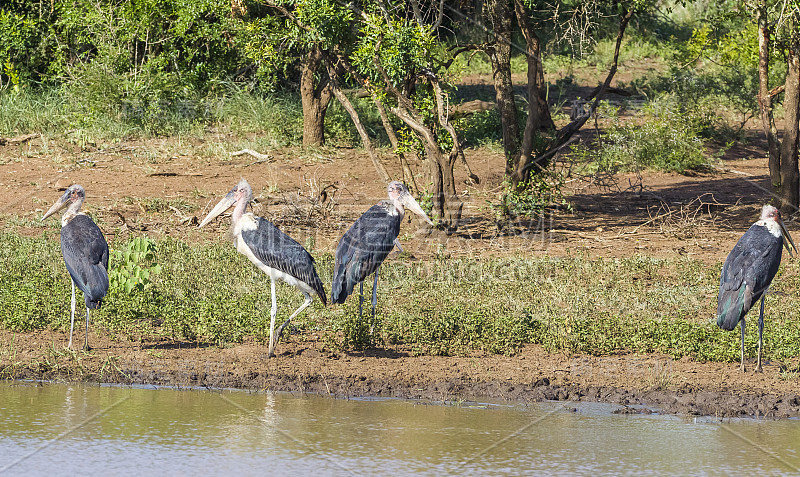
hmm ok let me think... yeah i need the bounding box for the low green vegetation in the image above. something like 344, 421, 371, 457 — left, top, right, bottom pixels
495, 171, 572, 220
109, 237, 162, 294
570, 95, 719, 175
3, 231, 799, 365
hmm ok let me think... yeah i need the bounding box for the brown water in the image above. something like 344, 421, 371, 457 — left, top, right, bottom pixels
0, 382, 798, 476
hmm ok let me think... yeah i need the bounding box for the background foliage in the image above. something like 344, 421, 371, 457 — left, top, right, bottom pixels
0, 0, 762, 162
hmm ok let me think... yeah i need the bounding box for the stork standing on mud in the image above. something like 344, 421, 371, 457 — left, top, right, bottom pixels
42, 185, 109, 350
331, 181, 433, 320
717, 204, 795, 372
199, 179, 326, 358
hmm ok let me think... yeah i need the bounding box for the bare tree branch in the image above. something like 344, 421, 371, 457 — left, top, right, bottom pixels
409, 0, 424, 25
374, 96, 420, 192
324, 61, 392, 184
770, 83, 786, 98
422, 69, 480, 184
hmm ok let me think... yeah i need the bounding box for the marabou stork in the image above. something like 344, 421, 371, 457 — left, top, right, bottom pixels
717, 204, 795, 372
331, 181, 433, 320
199, 179, 326, 358
42, 184, 109, 350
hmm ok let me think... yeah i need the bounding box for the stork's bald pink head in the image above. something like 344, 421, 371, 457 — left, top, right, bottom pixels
758, 204, 795, 256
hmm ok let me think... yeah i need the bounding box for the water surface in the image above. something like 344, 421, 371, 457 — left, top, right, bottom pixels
0, 382, 798, 476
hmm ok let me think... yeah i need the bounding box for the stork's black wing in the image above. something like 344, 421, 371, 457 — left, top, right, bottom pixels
717, 224, 783, 330
331, 202, 401, 304
240, 217, 326, 304
60, 214, 109, 309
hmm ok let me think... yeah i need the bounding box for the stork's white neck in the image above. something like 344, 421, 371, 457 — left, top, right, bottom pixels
757, 219, 782, 238
231, 197, 249, 224
61, 209, 85, 227
230, 211, 257, 239
389, 198, 405, 220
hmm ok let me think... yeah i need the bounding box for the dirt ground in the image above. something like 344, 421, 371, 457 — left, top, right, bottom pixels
1, 129, 799, 418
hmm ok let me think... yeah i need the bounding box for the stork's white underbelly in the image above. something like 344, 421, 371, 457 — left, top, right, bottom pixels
235, 235, 316, 297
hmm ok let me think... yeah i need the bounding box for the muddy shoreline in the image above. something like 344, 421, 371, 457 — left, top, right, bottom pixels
3, 330, 798, 419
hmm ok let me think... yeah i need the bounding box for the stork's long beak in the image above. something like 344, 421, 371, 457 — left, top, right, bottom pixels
42, 191, 70, 221
401, 194, 434, 226
199, 190, 237, 228
780, 220, 796, 257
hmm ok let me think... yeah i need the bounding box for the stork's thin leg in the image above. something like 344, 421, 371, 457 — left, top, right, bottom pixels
371, 267, 380, 319
267, 277, 278, 358
756, 295, 766, 373
370, 267, 380, 334
84, 308, 91, 351
275, 292, 313, 341
393, 238, 404, 254
69, 281, 76, 349
358, 281, 365, 321
740, 318, 746, 373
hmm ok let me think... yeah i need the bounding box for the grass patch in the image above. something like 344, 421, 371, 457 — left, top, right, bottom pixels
0, 84, 369, 146
135, 197, 197, 214
4, 231, 800, 364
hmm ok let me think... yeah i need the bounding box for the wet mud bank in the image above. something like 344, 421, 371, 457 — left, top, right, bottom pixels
3, 330, 799, 419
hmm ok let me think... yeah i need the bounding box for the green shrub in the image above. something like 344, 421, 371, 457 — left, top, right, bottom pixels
109, 237, 162, 294
0, 233, 67, 331
495, 171, 571, 220
1, 0, 246, 89
572, 95, 716, 174
454, 109, 502, 148
627, 23, 782, 144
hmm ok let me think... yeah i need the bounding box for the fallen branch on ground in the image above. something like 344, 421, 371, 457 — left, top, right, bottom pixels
0, 133, 40, 146
230, 149, 271, 165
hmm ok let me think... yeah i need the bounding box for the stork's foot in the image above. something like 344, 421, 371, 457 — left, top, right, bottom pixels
275, 323, 289, 340
755, 365, 763, 373
740, 363, 747, 373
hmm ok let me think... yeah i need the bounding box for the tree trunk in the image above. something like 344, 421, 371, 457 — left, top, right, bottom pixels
780, 43, 800, 212
484, 0, 519, 175
509, 6, 633, 190
511, 0, 555, 188
390, 104, 463, 233
427, 145, 462, 233
757, 5, 781, 191
300, 47, 333, 147
515, 0, 554, 136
